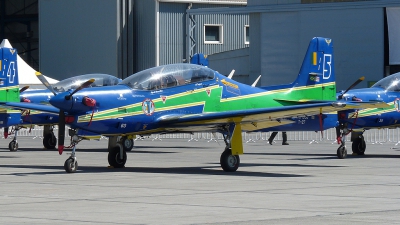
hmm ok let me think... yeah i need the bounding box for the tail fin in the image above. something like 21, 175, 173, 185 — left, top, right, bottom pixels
0, 41, 19, 102
295, 37, 336, 100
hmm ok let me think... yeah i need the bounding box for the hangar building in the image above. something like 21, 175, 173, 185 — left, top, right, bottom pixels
192, 0, 400, 90
2, 0, 400, 91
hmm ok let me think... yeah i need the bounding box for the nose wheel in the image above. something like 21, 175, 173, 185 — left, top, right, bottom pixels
337, 145, 347, 159
64, 157, 78, 173
8, 140, 18, 152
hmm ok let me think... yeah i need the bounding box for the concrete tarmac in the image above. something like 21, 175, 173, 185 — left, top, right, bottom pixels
1, 137, 400, 224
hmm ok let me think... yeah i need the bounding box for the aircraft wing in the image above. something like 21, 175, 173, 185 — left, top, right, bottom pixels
157, 101, 390, 131
0, 102, 60, 115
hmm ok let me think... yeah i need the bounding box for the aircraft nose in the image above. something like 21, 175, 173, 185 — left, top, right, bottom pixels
49, 92, 73, 112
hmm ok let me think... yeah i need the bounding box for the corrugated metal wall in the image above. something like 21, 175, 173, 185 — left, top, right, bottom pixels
159, 3, 187, 66
194, 13, 249, 56
157, 2, 248, 67
134, 0, 157, 72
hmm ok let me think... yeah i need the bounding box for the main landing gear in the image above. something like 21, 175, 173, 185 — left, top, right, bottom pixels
336, 125, 366, 159
118, 136, 134, 151
220, 133, 240, 172
43, 126, 57, 149
351, 131, 366, 155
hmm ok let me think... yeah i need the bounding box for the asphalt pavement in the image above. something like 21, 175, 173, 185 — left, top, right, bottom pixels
1, 136, 400, 224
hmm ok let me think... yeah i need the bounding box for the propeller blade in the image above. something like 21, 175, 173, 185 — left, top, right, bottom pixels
19, 86, 29, 93
58, 111, 65, 155
65, 79, 95, 100
339, 76, 365, 99
36, 72, 57, 96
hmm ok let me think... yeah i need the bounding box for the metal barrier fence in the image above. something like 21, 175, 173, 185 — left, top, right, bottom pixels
2, 126, 400, 145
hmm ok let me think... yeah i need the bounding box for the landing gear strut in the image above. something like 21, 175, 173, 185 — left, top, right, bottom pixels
336, 126, 348, 159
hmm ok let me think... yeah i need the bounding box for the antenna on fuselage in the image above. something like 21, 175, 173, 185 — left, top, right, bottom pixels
251, 75, 261, 87
227, 70, 235, 79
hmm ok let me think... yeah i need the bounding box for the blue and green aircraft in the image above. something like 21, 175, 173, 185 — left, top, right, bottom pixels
2, 37, 388, 173
336, 72, 400, 157
0, 45, 22, 151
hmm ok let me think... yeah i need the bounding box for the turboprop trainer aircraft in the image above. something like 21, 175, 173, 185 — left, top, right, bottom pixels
14, 73, 124, 151
2, 37, 388, 173
335, 71, 400, 158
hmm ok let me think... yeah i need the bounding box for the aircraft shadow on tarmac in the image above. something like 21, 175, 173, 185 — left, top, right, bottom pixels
0, 147, 180, 154
246, 152, 400, 160
0, 163, 311, 178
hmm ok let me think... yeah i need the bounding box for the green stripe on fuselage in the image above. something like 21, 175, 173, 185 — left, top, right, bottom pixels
77, 82, 336, 123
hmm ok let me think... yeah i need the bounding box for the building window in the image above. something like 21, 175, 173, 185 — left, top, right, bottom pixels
245, 25, 249, 44
204, 24, 223, 44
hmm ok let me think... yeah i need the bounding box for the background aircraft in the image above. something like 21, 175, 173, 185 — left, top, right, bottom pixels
335, 72, 400, 157
0, 44, 23, 151
2, 37, 387, 173
0, 39, 134, 152
15, 73, 128, 151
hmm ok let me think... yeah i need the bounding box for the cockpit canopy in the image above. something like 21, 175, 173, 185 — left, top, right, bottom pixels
53, 74, 120, 93
120, 63, 215, 90
372, 72, 400, 92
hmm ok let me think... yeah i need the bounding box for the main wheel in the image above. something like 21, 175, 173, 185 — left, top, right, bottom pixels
43, 133, 57, 149
8, 140, 18, 152
108, 146, 127, 168
351, 138, 366, 155
64, 157, 78, 173
120, 136, 134, 151
337, 146, 347, 159
220, 149, 240, 172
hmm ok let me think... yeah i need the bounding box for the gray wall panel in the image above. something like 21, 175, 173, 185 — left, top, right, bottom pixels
256, 7, 384, 90
260, 11, 299, 87
39, 0, 118, 80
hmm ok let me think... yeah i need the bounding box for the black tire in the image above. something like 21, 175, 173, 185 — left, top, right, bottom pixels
352, 138, 366, 155
108, 146, 127, 168
337, 146, 347, 159
43, 133, 57, 149
120, 136, 134, 151
220, 148, 240, 172
8, 140, 18, 152
64, 157, 78, 173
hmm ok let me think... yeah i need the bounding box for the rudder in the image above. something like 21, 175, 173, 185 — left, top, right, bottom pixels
0, 45, 19, 102
295, 37, 336, 100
